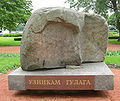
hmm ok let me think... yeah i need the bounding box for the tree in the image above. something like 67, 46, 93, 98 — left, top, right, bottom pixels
0, 0, 32, 33
16, 24, 24, 31
108, 14, 116, 26
66, 0, 120, 41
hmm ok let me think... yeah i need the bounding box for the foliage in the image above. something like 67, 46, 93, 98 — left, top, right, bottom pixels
0, 0, 32, 32
0, 53, 20, 57
1, 33, 22, 37
106, 50, 120, 56
0, 53, 20, 73
66, 0, 120, 19
108, 14, 117, 26
66, 0, 120, 40
16, 24, 24, 31
0, 37, 21, 46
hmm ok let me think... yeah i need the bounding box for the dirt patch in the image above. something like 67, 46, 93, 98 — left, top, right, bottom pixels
0, 43, 120, 53
0, 46, 20, 53
107, 44, 120, 51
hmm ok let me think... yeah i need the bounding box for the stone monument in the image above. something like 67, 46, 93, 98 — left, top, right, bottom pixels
8, 7, 114, 90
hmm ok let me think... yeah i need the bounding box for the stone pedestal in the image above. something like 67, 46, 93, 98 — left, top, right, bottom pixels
8, 62, 114, 90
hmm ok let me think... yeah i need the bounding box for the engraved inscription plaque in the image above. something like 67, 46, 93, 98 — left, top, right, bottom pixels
26, 76, 94, 90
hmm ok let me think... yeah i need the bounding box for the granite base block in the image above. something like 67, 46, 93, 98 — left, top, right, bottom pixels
8, 62, 114, 90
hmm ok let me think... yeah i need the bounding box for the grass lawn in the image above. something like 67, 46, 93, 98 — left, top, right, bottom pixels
0, 37, 21, 46
0, 35, 120, 46
0, 51, 120, 73
108, 39, 120, 44
0, 53, 20, 73
105, 56, 120, 66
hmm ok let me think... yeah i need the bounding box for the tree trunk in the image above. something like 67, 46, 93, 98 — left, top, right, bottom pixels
111, 0, 120, 41
118, 30, 120, 41
117, 21, 120, 41
9, 30, 11, 33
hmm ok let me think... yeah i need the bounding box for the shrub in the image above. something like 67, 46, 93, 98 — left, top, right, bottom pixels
14, 38, 22, 41
106, 50, 120, 56
113, 30, 119, 33
0, 53, 20, 57
2, 33, 22, 37
108, 36, 119, 39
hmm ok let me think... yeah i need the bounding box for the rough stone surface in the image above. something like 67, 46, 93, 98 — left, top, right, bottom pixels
20, 7, 108, 70
8, 75, 25, 90
8, 62, 114, 90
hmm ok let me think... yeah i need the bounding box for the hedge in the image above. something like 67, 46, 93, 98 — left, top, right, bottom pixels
14, 38, 22, 41
106, 50, 120, 56
2, 33, 22, 37
108, 36, 119, 39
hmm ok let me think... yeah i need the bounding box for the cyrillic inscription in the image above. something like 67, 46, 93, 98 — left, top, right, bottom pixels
26, 76, 94, 90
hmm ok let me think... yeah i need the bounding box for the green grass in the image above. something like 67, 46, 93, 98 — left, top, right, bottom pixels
104, 56, 120, 66
105, 51, 120, 67
0, 53, 20, 73
108, 30, 119, 36
108, 39, 120, 44
108, 31, 119, 36
108, 30, 120, 44
0, 37, 21, 46
0, 51, 120, 73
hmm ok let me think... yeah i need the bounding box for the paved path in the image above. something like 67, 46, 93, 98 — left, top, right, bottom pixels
0, 43, 120, 53
0, 46, 20, 53
107, 44, 120, 51
0, 68, 119, 101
